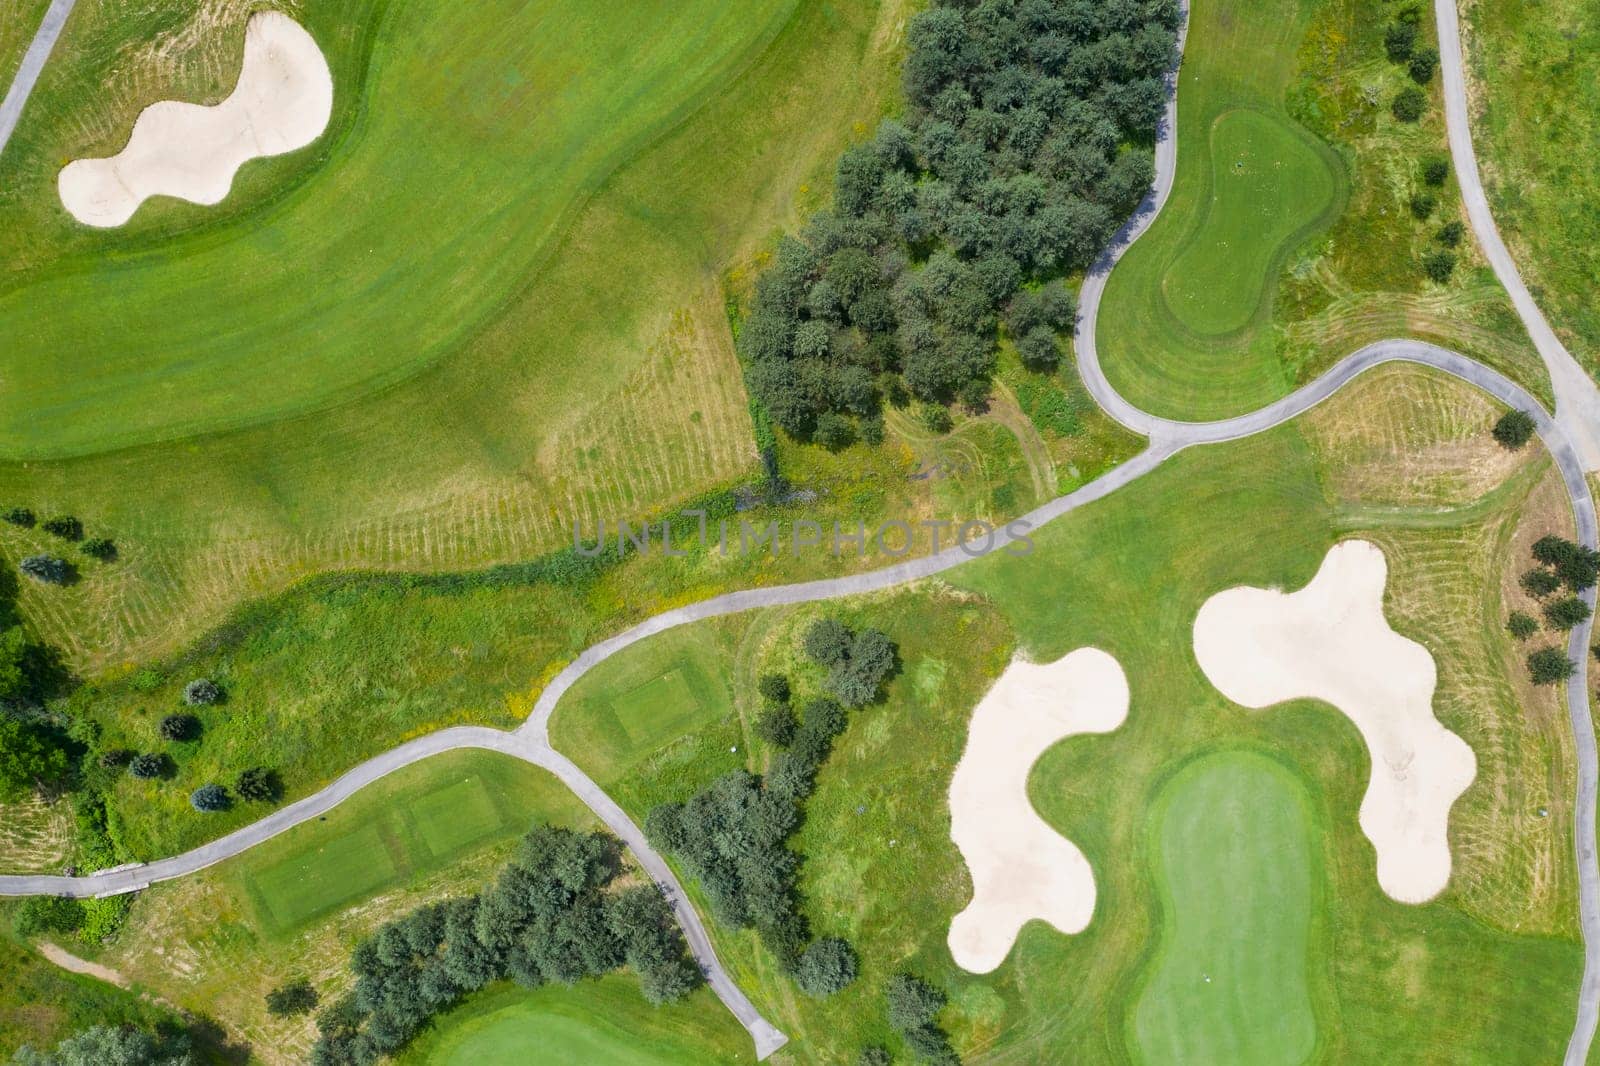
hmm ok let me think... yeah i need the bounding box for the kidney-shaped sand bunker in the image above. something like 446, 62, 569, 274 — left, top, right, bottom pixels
1193, 539, 1477, 903
58, 11, 332, 227
946, 648, 1129, 973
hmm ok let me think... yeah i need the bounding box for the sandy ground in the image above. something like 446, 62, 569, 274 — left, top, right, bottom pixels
946, 648, 1129, 973
37, 940, 130, 986
58, 11, 331, 227
1193, 539, 1477, 903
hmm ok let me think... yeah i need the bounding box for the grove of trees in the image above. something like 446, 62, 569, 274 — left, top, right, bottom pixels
738, 0, 1182, 440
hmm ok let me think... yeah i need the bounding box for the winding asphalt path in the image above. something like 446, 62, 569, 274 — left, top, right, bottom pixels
1, 0, 1596, 1061
0, 0, 75, 158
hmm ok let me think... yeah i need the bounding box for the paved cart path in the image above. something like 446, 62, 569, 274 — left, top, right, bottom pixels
1, 0, 1594, 1061
0, 0, 75, 157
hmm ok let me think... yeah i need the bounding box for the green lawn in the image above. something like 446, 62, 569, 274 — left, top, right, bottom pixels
1097, 0, 1550, 421
1131, 751, 1321, 1066
397, 979, 750, 1066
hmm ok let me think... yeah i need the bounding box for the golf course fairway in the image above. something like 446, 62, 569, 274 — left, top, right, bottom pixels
1132, 750, 1321, 1065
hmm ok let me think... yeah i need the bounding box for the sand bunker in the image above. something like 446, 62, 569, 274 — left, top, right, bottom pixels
947, 648, 1129, 973
1193, 539, 1476, 903
58, 12, 332, 227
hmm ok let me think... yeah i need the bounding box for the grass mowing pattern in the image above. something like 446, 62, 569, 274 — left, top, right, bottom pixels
1132, 751, 1319, 1066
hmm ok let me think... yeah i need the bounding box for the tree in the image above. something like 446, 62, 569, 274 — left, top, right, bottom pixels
159, 714, 199, 742
1544, 596, 1592, 631
1506, 612, 1539, 641
1522, 567, 1561, 598
3, 507, 33, 528
236, 767, 280, 802
1421, 249, 1455, 282
1436, 221, 1464, 247
755, 704, 798, 748
1408, 193, 1435, 220
0, 625, 31, 701
920, 405, 953, 434
1392, 87, 1426, 122
19, 555, 71, 585
794, 937, 858, 997
886, 972, 947, 1031
0, 716, 67, 801
804, 618, 854, 668
1409, 46, 1439, 83
99, 747, 135, 769
11, 1024, 191, 1066
1528, 647, 1576, 686
1422, 158, 1449, 186
182, 678, 222, 706
1492, 410, 1536, 450
1533, 535, 1600, 590
815, 412, 856, 451
81, 538, 117, 562
266, 979, 320, 1016
1017, 327, 1062, 371
127, 753, 166, 780
40, 516, 82, 542
190, 783, 230, 812
757, 674, 791, 703
1384, 21, 1417, 61
828, 628, 898, 707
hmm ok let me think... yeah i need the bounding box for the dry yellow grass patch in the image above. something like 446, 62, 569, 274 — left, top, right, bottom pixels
0, 796, 72, 873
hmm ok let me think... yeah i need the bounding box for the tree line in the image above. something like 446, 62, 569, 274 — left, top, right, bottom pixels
739, 0, 1182, 445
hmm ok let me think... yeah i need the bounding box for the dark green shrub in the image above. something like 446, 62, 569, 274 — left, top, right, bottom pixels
236, 767, 281, 802
958, 377, 991, 413
98, 748, 136, 769
758, 674, 791, 703
1522, 567, 1561, 597
1408, 46, 1439, 83
127, 753, 166, 779
190, 783, 230, 812
1409, 192, 1436, 220
81, 537, 116, 561
1017, 327, 1062, 371
1422, 249, 1456, 282
1544, 596, 1592, 631
920, 405, 953, 434
2, 507, 33, 528
804, 619, 854, 668
1422, 158, 1450, 186
794, 937, 858, 997
1506, 612, 1539, 640
1384, 21, 1417, 61
815, 412, 856, 451
13, 895, 84, 938
159, 713, 200, 742
41, 516, 82, 541
755, 704, 798, 748
1492, 410, 1536, 449
1393, 87, 1427, 122
266, 979, 320, 1016
1528, 647, 1576, 685
1436, 220, 1464, 246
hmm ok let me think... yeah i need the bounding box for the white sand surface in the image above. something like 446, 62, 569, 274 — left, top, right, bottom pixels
1193, 539, 1477, 903
947, 648, 1129, 973
58, 12, 331, 227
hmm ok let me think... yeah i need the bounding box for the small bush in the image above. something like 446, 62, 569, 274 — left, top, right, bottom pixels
158, 713, 200, 742
860, 414, 885, 446
1422, 249, 1456, 282
80, 538, 116, 562
1521, 567, 1561, 598
794, 937, 858, 997
130, 668, 164, 693
1491, 410, 1536, 450
1422, 158, 1450, 186
1506, 612, 1539, 641
1409, 193, 1436, 220
98, 748, 136, 770
127, 753, 167, 779
1528, 647, 1577, 686
1384, 21, 1417, 61
235, 767, 281, 802
1017, 326, 1062, 371
266, 979, 320, 1017
19, 555, 71, 585
1436, 220, 1464, 247
958, 376, 991, 414
13, 895, 84, 938
41, 516, 82, 541
1392, 87, 1427, 122
757, 674, 791, 703
920, 405, 953, 434
190, 783, 230, 812
1408, 46, 1439, 83
755, 704, 798, 748
1544, 596, 1592, 632
814, 412, 856, 452
858, 1049, 891, 1066
183, 678, 222, 706
2, 507, 33, 528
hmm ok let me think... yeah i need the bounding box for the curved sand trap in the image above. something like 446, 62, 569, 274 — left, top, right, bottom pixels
1193, 540, 1477, 903
947, 648, 1129, 973
58, 12, 332, 227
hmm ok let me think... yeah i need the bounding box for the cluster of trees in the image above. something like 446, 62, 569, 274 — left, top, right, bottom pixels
5, 508, 117, 587
886, 972, 960, 1064
1380, 6, 1463, 283
0, 555, 69, 799
312, 824, 698, 1065
648, 618, 899, 994
1513, 535, 1598, 684
739, 0, 1181, 441
11, 1024, 195, 1066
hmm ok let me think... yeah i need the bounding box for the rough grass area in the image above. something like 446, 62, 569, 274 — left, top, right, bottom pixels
1131, 751, 1321, 1066
1464, 0, 1600, 384
395, 979, 748, 1066
0, 0, 51, 88
553, 369, 1581, 1063
1097, 0, 1547, 420
78, 750, 610, 1065
0, 0, 907, 671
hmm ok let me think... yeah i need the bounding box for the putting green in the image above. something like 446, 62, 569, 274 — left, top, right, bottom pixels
0, 0, 791, 457
1163, 109, 1339, 336
1132, 750, 1321, 1066
1097, 0, 1345, 419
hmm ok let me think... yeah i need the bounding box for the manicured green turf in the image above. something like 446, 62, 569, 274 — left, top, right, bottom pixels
1163, 108, 1339, 335
1099, 0, 1344, 419
233, 752, 551, 937
1132, 751, 1320, 1066
397, 979, 748, 1066
613, 668, 705, 747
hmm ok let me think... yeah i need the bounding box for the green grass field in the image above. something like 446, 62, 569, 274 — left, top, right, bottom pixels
0, 0, 906, 671
396, 979, 749, 1066
1097, 0, 1550, 421
1466, 0, 1600, 384
1131, 751, 1321, 1066
548, 366, 1582, 1063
